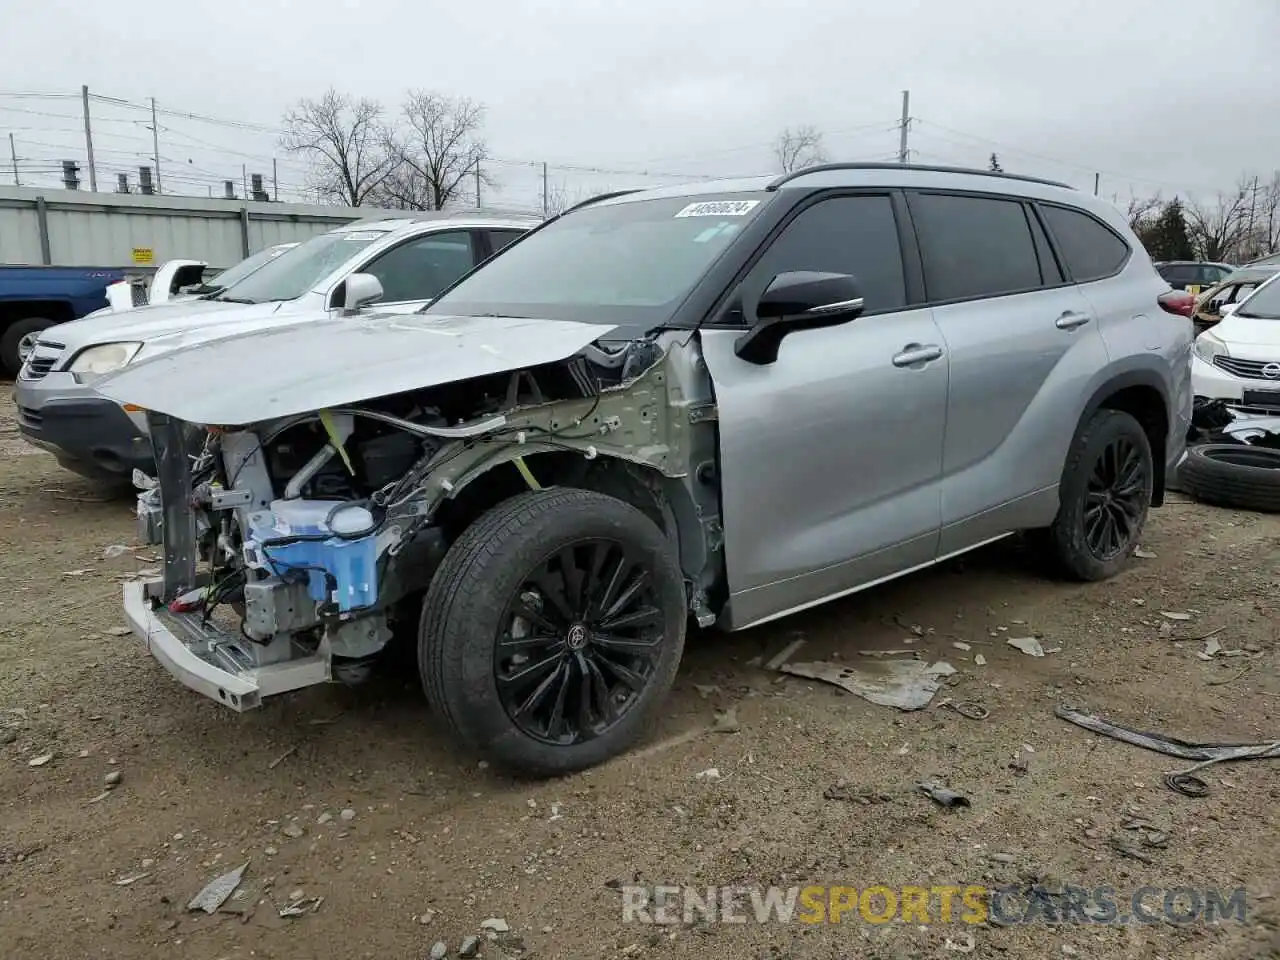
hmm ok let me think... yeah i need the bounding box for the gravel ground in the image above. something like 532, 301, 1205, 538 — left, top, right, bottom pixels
1, 392, 1278, 960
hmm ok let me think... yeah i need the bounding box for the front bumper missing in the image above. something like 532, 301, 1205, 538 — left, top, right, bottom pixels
123, 579, 329, 711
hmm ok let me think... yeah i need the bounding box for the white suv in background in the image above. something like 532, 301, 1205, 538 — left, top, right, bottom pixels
1192, 271, 1280, 411
15, 214, 539, 482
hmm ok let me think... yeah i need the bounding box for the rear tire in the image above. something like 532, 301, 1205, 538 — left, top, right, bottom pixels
1178, 444, 1280, 513
1039, 409, 1153, 581
1, 316, 55, 376
419, 488, 687, 777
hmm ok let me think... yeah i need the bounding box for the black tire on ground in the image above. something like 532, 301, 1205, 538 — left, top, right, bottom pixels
0, 316, 55, 376
419, 487, 687, 777
1178, 444, 1280, 513
1038, 408, 1154, 581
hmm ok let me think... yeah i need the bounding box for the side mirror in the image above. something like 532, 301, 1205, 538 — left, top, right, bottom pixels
1219, 302, 1240, 317
734, 271, 865, 365
341, 273, 384, 312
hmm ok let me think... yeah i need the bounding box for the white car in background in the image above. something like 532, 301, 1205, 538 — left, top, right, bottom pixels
1192, 271, 1280, 411
102, 243, 297, 312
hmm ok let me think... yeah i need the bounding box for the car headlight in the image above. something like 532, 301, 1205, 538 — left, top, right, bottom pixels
1193, 332, 1228, 365
68, 342, 143, 380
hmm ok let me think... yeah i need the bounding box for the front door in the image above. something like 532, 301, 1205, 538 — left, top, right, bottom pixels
699, 193, 948, 629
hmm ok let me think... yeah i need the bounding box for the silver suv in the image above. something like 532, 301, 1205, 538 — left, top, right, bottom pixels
98, 163, 1192, 777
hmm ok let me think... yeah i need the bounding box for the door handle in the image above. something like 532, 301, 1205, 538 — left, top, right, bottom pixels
1055, 311, 1093, 330
891, 343, 944, 368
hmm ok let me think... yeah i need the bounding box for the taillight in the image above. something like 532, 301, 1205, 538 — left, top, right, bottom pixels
1158, 289, 1196, 317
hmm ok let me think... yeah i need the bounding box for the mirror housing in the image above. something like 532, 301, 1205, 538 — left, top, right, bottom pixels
734, 271, 865, 365
341, 273, 384, 312
1218, 301, 1240, 317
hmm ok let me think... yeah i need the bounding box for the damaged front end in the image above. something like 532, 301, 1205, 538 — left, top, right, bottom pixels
122, 331, 713, 712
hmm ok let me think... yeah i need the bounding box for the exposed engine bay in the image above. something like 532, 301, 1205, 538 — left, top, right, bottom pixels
129, 336, 719, 708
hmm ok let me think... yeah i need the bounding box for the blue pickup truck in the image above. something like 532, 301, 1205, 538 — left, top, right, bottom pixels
0, 266, 128, 376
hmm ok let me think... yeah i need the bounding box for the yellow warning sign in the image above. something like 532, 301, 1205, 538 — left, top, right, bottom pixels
131, 247, 154, 265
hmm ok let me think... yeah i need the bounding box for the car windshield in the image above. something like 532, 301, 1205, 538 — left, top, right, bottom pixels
424, 193, 769, 334
197, 245, 292, 293
215, 229, 390, 304
1237, 275, 1280, 319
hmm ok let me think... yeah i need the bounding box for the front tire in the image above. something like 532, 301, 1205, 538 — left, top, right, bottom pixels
1040, 409, 1153, 581
1, 316, 54, 376
419, 488, 687, 776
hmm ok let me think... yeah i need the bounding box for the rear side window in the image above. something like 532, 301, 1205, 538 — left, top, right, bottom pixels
1039, 204, 1130, 283
910, 193, 1042, 301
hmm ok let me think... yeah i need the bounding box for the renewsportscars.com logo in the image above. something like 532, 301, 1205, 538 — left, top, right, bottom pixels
621, 884, 1250, 926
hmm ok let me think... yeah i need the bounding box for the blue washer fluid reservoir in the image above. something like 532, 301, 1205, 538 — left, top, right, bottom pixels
246, 500, 379, 612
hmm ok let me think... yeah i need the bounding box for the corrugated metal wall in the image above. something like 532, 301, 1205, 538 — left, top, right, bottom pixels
0, 187, 402, 269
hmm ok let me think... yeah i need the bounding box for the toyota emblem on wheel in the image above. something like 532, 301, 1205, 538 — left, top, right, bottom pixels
1262, 362, 1280, 380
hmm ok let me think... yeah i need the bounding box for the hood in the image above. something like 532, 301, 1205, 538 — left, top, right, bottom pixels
45, 298, 280, 357
1215, 314, 1280, 349
97, 312, 619, 426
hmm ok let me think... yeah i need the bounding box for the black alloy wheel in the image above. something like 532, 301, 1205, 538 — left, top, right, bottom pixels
1083, 435, 1148, 561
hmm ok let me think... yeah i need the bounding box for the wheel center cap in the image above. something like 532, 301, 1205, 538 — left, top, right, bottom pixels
566, 623, 590, 651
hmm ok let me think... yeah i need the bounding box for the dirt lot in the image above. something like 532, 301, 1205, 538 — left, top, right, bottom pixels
1, 391, 1278, 960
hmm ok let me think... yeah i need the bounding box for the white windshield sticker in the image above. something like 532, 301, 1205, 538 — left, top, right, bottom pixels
674, 200, 760, 219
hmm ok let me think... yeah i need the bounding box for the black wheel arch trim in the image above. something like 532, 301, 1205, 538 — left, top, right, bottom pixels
1078, 368, 1173, 507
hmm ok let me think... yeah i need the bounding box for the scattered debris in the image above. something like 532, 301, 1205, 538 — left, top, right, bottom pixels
1008, 754, 1030, 776
937, 698, 989, 720
107, 627, 132, 637
86, 790, 112, 804
764, 638, 806, 672
1055, 705, 1280, 796
104, 770, 122, 788
102, 544, 131, 559
1133, 547, 1157, 559
27, 752, 53, 767
858, 648, 919, 658
429, 941, 448, 960
1007, 637, 1045, 657
279, 895, 324, 918
944, 931, 976, 952
61, 569, 92, 577
824, 781, 893, 804
779, 658, 956, 711
1197, 638, 1222, 660
480, 918, 510, 933
113, 872, 150, 886
693, 684, 720, 700
951, 641, 972, 651
339, 808, 356, 821
711, 708, 739, 733
1161, 611, 1193, 622
916, 781, 971, 809
459, 935, 481, 958
1108, 837, 1156, 864
188, 862, 249, 914
282, 823, 304, 839
974, 654, 987, 666
695, 767, 721, 781
1207, 665, 1252, 687
267, 745, 298, 769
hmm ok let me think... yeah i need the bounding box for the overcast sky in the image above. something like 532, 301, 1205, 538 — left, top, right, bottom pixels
5, 0, 1278, 212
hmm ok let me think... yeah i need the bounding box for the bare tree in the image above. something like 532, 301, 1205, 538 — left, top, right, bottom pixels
773, 126, 828, 174
380, 91, 491, 211
279, 89, 395, 206
1125, 194, 1162, 234
1186, 187, 1251, 263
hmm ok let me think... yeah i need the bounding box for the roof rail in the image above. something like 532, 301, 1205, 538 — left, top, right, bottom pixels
561, 189, 646, 215
767, 162, 1073, 192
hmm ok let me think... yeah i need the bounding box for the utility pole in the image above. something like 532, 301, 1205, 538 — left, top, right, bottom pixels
1094, 173, 1100, 196
149, 97, 162, 194
475, 159, 481, 209
897, 90, 911, 165
241, 164, 248, 201
541, 161, 548, 215
272, 157, 278, 201
81, 84, 98, 191
8, 133, 18, 186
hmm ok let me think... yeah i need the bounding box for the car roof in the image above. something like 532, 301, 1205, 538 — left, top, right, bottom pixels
333, 212, 541, 234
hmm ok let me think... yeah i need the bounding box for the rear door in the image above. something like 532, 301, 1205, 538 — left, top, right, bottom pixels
905, 191, 1108, 554
700, 192, 948, 628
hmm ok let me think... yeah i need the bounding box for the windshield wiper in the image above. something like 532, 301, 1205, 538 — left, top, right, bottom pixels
214, 296, 258, 304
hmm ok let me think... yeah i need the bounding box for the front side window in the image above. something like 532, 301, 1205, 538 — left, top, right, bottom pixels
736, 195, 906, 321
362, 231, 475, 302
1039, 204, 1130, 283
910, 193, 1042, 301
426, 193, 769, 335
217, 229, 391, 304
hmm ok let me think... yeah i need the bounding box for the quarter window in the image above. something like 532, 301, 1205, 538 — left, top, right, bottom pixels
910, 193, 1042, 301
740, 195, 907, 320
1039, 204, 1130, 283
